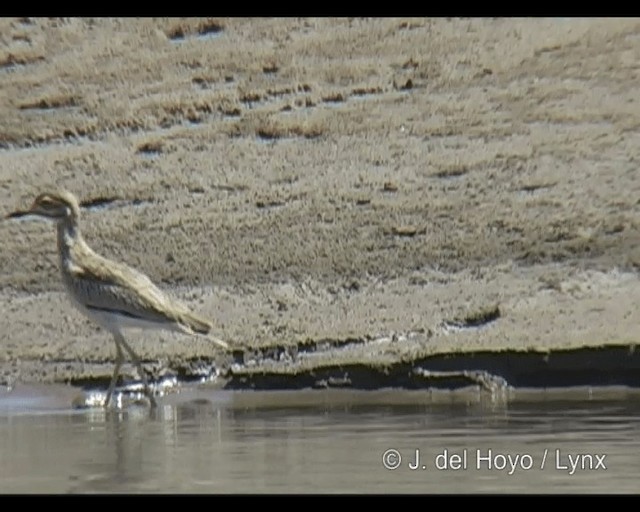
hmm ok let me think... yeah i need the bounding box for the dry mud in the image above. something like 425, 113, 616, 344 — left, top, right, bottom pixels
1, 18, 640, 392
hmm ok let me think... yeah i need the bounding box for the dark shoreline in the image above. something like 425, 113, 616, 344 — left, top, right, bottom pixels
47, 343, 640, 393
225, 343, 640, 391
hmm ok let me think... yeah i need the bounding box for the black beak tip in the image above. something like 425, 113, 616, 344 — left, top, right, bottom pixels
5, 210, 31, 219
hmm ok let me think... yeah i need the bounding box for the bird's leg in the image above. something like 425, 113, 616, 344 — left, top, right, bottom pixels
105, 340, 125, 408
116, 333, 158, 408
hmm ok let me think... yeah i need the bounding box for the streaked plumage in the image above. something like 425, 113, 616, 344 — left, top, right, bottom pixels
11, 190, 228, 408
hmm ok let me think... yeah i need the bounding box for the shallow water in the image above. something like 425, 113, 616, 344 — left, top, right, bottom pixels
0, 384, 639, 493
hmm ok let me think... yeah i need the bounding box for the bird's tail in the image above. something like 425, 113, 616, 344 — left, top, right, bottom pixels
179, 311, 229, 349
207, 333, 230, 350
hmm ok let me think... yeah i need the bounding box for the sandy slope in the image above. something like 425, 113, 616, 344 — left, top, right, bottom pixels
1, 18, 640, 389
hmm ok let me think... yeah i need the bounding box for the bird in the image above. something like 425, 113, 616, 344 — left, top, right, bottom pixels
8, 190, 229, 408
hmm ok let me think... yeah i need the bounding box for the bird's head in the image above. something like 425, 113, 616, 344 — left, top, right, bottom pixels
7, 190, 81, 221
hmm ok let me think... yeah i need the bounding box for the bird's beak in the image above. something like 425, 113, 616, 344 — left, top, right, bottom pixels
5, 204, 36, 220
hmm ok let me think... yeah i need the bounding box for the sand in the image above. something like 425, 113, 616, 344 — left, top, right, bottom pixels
1, 18, 640, 390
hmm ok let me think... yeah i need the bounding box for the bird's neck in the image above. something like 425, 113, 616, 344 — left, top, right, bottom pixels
56, 216, 87, 261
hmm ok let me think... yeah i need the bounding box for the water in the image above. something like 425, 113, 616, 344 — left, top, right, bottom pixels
0, 385, 639, 493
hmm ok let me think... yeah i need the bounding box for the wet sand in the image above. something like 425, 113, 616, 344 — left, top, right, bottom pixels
1, 18, 640, 391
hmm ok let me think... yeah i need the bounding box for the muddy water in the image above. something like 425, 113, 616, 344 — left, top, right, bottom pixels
0, 385, 639, 493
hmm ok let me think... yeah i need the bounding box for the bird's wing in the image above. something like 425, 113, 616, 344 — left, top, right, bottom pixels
66, 251, 192, 326
64, 247, 228, 348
